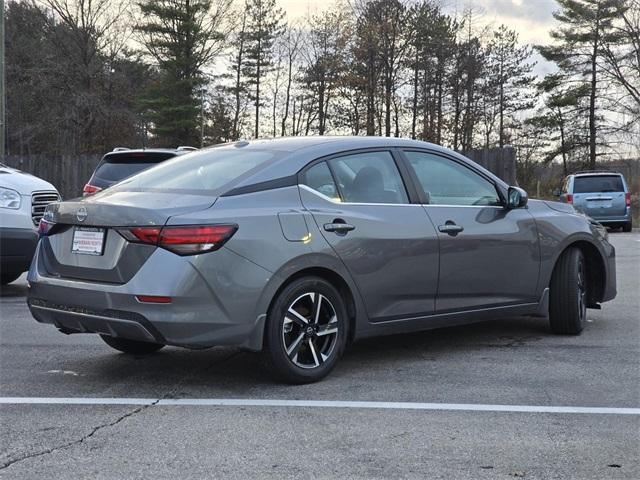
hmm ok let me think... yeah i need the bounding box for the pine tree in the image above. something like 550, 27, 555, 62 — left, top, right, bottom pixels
242, 0, 285, 138
137, 0, 231, 146
537, 0, 629, 169
483, 25, 536, 148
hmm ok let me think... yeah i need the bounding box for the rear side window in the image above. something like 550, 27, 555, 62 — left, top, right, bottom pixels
328, 151, 408, 204
93, 153, 176, 183
573, 176, 624, 193
114, 148, 277, 193
302, 162, 339, 199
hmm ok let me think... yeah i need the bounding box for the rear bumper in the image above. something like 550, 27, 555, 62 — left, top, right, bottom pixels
28, 299, 163, 343
589, 212, 632, 224
0, 227, 38, 275
27, 244, 272, 350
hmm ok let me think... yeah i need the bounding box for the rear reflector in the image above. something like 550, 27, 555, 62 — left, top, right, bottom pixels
118, 225, 237, 256
83, 184, 102, 196
136, 295, 172, 304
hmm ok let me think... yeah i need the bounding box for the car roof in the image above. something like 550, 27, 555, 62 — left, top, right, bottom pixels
103, 148, 186, 159
571, 171, 623, 177
211, 136, 446, 153
204, 136, 508, 192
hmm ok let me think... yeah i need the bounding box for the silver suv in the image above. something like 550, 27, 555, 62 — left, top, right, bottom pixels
559, 172, 632, 232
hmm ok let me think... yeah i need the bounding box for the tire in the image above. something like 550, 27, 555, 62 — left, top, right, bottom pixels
100, 335, 164, 354
262, 276, 348, 384
622, 220, 632, 233
549, 247, 587, 335
1, 271, 22, 286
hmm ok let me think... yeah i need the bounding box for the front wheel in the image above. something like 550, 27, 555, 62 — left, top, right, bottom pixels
549, 247, 587, 335
263, 276, 348, 384
100, 335, 165, 354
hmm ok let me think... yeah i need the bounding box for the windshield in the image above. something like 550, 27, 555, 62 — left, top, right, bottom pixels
112, 147, 279, 194
574, 175, 624, 193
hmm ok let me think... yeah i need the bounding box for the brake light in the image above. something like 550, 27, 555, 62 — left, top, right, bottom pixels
118, 225, 237, 255
83, 184, 102, 196
566, 194, 573, 204
37, 219, 54, 237
625, 192, 631, 208
129, 227, 162, 244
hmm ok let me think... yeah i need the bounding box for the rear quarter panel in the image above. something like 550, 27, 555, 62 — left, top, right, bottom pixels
165, 186, 369, 339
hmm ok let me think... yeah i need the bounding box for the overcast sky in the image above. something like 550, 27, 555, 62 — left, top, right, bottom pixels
277, 0, 560, 75
278, 0, 559, 45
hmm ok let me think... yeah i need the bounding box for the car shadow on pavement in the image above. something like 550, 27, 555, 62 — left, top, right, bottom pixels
0, 282, 29, 299
51, 316, 551, 394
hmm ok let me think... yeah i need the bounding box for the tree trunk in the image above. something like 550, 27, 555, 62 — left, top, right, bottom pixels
588, 23, 599, 170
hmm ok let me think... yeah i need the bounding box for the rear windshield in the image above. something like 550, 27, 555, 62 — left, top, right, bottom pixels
112, 148, 278, 194
93, 153, 176, 183
574, 175, 624, 193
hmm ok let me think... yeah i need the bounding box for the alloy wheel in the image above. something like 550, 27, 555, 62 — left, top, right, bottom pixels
282, 292, 339, 369
577, 261, 587, 323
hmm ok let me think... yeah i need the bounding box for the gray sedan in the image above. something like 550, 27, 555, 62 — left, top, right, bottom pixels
27, 137, 616, 383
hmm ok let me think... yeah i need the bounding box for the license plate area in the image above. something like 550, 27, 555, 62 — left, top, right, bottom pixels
588, 200, 612, 208
71, 227, 106, 256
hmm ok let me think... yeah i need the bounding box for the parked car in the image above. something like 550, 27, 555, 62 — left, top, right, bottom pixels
82, 146, 196, 196
27, 137, 616, 383
559, 171, 632, 232
0, 163, 60, 285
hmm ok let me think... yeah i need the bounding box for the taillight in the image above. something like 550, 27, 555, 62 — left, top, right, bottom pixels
625, 192, 631, 208
118, 225, 237, 255
37, 219, 54, 237
566, 194, 573, 204
83, 184, 102, 196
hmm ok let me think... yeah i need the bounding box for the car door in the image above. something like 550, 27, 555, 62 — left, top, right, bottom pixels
401, 149, 540, 312
298, 149, 439, 321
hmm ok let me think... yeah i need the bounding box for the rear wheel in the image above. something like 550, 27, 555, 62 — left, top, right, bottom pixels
1, 271, 22, 286
549, 247, 587, 335
100, 335, 164, 354
622, 220, 632, 232
263, 276, 348, 384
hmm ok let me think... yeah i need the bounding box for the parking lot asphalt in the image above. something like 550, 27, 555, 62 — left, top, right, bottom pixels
1, 232, 639, 479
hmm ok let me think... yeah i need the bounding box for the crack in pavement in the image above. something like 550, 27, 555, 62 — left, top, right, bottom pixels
0, 350, 243, 471
0, 398, 160, 471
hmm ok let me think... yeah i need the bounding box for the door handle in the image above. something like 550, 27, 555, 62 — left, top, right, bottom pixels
438, 222, 464, 236
323, 221, 355, 234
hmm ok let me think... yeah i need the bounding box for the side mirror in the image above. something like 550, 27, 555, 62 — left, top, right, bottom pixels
552, 189, 561, 197
507, 186, 528, 209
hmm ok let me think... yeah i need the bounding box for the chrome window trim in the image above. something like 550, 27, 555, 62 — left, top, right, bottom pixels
298, 184, 422, 207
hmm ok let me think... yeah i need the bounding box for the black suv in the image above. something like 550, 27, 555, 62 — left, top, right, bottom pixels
83, 146, 197, 196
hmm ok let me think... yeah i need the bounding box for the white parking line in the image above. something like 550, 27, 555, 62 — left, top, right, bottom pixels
1, 397, 639, 415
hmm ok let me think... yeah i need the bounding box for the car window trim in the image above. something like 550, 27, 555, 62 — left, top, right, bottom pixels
298, 147, 421, 205
396, 148, 507, 207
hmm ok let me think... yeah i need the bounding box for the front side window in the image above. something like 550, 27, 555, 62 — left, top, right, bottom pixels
328, 151, 408, 204
405, 151, 501, 206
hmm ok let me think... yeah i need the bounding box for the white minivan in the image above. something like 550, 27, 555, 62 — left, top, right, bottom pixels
0, 163, 60, 285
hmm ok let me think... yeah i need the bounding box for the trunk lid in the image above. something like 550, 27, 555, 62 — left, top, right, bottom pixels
39, 190, 217, 284
48, 190, 217, 227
